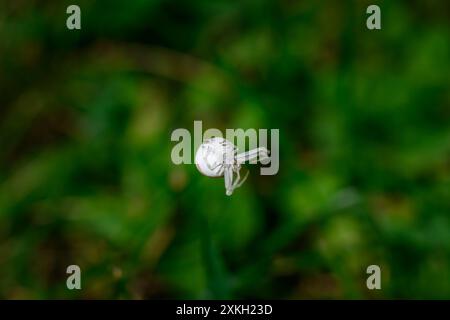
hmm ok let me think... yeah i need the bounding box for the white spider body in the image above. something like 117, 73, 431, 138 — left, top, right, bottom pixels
195, 137, 269, 196
195, 137, 235, 177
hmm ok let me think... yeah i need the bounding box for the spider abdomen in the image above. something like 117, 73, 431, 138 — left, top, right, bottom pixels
195, 137, 235, 177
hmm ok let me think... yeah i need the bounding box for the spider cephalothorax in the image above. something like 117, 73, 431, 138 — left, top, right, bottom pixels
195, 137, 269, 196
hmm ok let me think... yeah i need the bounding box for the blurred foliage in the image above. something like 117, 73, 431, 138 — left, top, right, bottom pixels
0, 0, 449, 299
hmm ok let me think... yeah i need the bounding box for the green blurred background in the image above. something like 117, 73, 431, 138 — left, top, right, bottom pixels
0, 0, 449, 299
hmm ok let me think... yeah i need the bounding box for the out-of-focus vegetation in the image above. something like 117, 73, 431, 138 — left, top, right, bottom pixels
0, 0, 449, 299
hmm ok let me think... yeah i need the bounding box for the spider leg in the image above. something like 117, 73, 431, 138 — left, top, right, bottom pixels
231, 166, 240, 190
236, 147, 270, 164
208, 162, 223, 171
224, 165, 234, 196
233, 166, 249, 189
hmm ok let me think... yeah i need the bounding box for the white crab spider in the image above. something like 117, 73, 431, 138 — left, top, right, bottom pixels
195, 137, 270, 196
